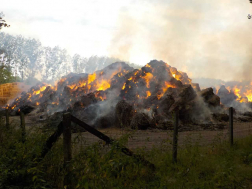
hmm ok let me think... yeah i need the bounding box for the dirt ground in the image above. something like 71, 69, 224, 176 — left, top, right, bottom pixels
73, 122, 252, 150
6, 116, 252, 151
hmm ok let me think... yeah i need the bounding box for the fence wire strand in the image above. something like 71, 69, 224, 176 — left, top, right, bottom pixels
2, 112, 252, 153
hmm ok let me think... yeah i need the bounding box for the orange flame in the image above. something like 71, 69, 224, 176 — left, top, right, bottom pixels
33, 86, 47, 95
95, 80, 111, 91
142, 73, 153, 88
122, 83, 126, 90
146, 91, 151, 98
88, 73, 96, 84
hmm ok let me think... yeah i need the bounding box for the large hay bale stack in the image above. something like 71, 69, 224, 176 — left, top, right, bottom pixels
0, 82, 31, 106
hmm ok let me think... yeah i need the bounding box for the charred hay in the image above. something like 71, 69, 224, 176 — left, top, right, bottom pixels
115, 100, 134, 128
130, 112, 153, 130
5, 60, 251, 131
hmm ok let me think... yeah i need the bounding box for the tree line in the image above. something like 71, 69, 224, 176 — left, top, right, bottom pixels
0, 32, 126, 83
0, 12, 140, 84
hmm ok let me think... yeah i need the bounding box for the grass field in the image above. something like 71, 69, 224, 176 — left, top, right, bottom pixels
0, 118, 252, 188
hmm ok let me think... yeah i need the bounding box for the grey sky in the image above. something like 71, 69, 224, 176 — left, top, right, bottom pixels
1, 0, 252, 81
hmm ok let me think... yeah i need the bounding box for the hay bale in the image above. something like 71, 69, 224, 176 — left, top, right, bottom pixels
115, 100, 133, 128
81, 93, 97, 106
178, 84, 196, 103
158, 94, 175, 115
191, 83, 201, 92
199, 88, 220, 107
153, 114, 173, 130
93, 114, 115, 129
212, 113, 229, 122
18, 105, 36, 115
130, 112, 152, 130
217, 85, 237, 105
217, 85, 229, 96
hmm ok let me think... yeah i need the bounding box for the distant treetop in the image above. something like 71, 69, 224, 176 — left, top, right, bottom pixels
0, 12, 10, 30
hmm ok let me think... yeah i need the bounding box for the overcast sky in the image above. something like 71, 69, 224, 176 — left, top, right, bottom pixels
1, 0, 252, 81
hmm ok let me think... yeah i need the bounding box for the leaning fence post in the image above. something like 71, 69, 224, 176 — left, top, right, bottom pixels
6, 109, 10, 129
63, 113, 72, 188
172, 111, 179, 163
229, 107, 233, 146
20, 111, 26, 142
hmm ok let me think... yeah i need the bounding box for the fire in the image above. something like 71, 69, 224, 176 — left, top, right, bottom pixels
68, 84, 77, 90
122, 83, 126, 90
95, 80, 111, 91
142, 73, 153, 88
64, 68, 125, 94
156, 82, 176, 100
11, 105, 16, 110
32, 86, 47, 95
171, 71, 183, 82
4, 61, 198, 113
244, 90, 252, 102
88, 73, 96, 84
162, 81, 176, 93
225, 85, 252, 103
146, 91, 151, 98
95, 91, 106, 101
145, 64, 151, 68
233, 87, 241, 99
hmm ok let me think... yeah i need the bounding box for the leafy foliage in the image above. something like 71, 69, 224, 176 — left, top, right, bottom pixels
0, 65, 21, 84
0, 12, 10, 30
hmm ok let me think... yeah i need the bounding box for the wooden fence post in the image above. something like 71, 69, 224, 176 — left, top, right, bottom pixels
20, 112, 26, 143
229, 107, 233, 146
172, 111, 179, 163
63, 113, 72, 188
6, 109, 9, 129
0, 115, 3, 143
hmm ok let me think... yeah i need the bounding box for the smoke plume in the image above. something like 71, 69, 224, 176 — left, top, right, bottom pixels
108, 0, 252, 81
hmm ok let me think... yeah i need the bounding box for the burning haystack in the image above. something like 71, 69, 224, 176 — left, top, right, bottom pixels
1, 60, 235, 131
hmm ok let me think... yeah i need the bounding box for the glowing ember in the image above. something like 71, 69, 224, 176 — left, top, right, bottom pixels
146, 91, 151, 98
122, 83, 126, 90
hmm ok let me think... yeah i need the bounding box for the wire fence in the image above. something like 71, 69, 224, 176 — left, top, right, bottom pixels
2, 108, 252, 152
1, 107, 252, 188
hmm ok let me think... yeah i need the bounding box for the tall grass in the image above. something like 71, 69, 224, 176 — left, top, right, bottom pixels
0, 121, 252, 188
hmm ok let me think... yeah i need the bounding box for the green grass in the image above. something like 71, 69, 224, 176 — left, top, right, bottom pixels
0, 121, 252, 189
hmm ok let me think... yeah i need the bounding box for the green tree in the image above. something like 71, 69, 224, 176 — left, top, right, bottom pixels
0, 12, 17, 84
0, 12, 10, 30
0, 65, 20, 84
